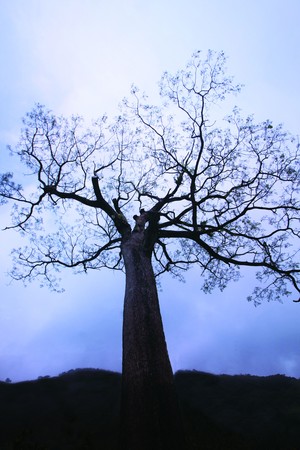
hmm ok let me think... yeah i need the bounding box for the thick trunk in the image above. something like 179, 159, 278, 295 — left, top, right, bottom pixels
119, 231, 186, 450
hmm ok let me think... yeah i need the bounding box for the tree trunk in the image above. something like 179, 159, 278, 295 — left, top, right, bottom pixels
119, 230, 186, 450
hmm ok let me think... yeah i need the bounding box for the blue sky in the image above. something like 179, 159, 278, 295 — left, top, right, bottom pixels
0, 0, 300, 382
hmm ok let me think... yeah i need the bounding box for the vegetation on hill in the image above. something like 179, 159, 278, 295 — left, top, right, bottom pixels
0, 368, 300, 449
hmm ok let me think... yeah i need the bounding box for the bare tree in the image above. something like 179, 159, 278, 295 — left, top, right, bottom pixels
3, 51, 300, 449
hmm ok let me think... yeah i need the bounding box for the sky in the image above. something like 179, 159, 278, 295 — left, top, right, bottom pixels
0, 0, 300, 382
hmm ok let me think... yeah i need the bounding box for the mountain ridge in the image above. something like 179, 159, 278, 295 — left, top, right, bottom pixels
1, 368, 299, 449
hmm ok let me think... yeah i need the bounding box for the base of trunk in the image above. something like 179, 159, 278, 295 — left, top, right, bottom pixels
120, 373, 186, 450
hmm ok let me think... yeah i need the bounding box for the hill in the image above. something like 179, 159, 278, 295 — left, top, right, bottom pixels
0, 369, 299, 449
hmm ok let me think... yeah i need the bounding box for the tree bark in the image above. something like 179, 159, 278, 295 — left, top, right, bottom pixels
119, 230, 186, 450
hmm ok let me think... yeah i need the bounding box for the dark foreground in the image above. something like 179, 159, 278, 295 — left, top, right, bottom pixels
0, 369, 299, 449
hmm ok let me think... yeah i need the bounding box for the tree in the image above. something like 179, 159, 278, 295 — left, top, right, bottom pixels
2, 51, 300, 449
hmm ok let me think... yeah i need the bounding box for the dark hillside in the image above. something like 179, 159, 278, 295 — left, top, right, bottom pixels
0, 369, 299, 449
0, 369, 121, 450
175, 370, 300, 449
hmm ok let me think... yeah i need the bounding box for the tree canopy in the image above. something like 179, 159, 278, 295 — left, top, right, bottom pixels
3, 50, 300, 304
